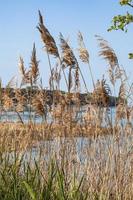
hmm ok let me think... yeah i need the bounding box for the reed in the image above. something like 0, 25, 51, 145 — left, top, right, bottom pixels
0, 11, 132, 199
0, 131, 132, 199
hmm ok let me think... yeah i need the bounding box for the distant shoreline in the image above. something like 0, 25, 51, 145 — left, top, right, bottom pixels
1, 87, 118, 107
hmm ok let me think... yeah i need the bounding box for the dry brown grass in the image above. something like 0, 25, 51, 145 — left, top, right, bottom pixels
0, 120, 132, 153
0, 12, 133, 199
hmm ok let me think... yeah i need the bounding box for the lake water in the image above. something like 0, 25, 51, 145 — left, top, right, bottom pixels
7, 135, 133, 171
1, 106, 132, 172
0, 106, 116, 124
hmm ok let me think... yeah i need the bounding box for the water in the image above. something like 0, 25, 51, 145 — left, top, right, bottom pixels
7, 135, 133, 167
0, 111, 46, 123
0, 106, 116, 124
1, 107, 132, 169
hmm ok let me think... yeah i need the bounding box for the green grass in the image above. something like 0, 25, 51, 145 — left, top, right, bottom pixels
0, 132, 132, 200
0, 153, 89, 200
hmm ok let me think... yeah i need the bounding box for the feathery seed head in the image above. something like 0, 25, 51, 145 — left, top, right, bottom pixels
37, 11, 59, 57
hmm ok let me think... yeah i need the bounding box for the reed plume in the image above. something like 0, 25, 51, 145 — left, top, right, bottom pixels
115, 103, 132, 122
2, 77, 16, 111
2, 93, 14, 111
95, 35, 119, 68
32, 90, 49, 119
19, 56, 25, 77
19, 57, 31, 85
49, 63, 61, 90
6, 76, 17, 90
37, 11, 60, 90
60, 33, 88, 92
78, 32, 95, 89
15, 89, 26, 112
118, 82, 127, 104
96, 35, 122, 87
60, 33, 76, 92
78, 32, 89, 63
60, 33, 77, 67
92, 77, 111, 106
37, 10, 59, 57
30, 43, 39, 85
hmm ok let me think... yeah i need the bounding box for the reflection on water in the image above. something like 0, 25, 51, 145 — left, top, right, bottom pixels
0, 106, 116, 124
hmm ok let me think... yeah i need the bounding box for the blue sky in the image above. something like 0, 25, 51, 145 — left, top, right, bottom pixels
0, 0, 133, 91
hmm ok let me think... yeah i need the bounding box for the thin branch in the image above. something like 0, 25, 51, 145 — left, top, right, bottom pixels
127, 3, 133, 8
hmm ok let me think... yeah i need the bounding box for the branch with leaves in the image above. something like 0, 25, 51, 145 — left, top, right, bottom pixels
108, 0, 133, 59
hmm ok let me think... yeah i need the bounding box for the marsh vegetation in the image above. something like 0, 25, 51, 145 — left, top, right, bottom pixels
0, 11, 132, 199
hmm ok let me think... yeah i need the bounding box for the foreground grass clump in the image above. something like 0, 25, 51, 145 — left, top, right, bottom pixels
0, 154, 88, 200
0, 133, 133, 200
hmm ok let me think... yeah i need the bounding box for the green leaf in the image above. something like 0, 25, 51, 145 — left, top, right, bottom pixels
128, 53, 133, 59
23, 181, 36, 200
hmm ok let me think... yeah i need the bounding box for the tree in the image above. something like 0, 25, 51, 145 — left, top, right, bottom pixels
108, 0, 133, 59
